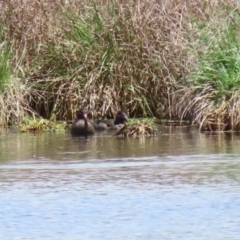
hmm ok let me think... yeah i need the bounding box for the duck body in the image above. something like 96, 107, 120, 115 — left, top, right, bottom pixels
71, 119, 95, 136
70, 109, 95, 136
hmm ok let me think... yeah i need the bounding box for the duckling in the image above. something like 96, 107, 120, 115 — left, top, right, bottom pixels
94, 111, 128, 131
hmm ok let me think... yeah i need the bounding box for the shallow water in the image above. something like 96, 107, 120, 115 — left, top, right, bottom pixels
0, 126, 240, 240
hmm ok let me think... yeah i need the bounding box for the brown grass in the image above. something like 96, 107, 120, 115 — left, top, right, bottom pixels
0, 0, 240, 131
171, 0, 240, 131
0, 0, 191, 122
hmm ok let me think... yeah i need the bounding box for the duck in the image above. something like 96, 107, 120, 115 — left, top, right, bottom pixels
93, 111, 128, 132
70, 108, 95, 136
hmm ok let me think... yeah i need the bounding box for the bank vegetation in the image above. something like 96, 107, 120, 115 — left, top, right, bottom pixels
0, 0, 240, 131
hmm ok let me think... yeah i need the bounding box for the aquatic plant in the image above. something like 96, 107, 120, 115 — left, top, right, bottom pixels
19, 117, 67, 133
115, 118, 159, 137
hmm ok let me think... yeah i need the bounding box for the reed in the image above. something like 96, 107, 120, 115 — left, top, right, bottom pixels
0, 0, 188, 124
173, 3, 240, 131
0, 0, 240, 132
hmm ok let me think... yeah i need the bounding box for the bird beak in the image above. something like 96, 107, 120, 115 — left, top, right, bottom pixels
83, 113, 88, 120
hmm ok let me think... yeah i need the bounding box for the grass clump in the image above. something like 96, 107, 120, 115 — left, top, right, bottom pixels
190, 27, 240, 98
19, 117, 67, 133
0, 78, 37, 126
115, 118, 159, 137
173, 5, 240, 131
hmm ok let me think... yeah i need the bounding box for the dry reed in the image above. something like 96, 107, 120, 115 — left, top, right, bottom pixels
0, 0, 240, 131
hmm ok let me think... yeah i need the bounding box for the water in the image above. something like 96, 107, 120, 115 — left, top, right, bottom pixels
0, 126, 240, 240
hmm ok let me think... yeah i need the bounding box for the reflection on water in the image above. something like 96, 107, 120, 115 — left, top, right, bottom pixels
0, 126, 240, 240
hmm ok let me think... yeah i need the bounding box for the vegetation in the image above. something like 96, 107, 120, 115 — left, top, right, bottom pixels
0, 0, 240, 132
115, 118, 159, 137
19, 118, 67, 133
173, 5, 240, 131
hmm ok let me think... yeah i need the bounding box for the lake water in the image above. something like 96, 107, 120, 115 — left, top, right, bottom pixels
0, 126, 240, 240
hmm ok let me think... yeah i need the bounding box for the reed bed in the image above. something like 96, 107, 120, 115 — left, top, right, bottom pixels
173, 1, 240, 131
0, 0, 191, 124
0, 0, 240, 131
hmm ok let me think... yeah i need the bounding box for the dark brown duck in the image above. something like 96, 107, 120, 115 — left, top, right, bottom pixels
71, 109, 95, 136
93, 111, 128, 131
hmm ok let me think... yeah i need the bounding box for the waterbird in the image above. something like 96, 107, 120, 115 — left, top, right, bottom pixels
71, 108, 95, 136
93, 111, 128, 132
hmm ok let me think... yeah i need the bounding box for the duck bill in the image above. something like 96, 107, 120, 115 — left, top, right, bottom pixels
83, 113, 88, 120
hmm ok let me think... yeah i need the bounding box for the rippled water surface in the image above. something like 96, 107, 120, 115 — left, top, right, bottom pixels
0, 126, 240, 240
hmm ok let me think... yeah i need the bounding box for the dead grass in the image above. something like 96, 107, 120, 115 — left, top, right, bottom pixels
0, 0, 191, 123
172, 1, 240, 131
114, 118, 159, 137
0, 78, 37, 126
0, 0, 240, 131
173, 86, 240, 131
19, 117, 66, 133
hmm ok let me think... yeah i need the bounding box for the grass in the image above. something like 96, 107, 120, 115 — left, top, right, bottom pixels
1, 1, 240, 131
0, 0, 180, 125
190, 27, 240, 94
19, 117, 67, 133
115, 118, 159, 137
173, 4, 240, 131
0, 26, 11, 93
0, 51, 11, 93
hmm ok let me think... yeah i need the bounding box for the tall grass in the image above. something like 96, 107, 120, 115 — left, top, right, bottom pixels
1, 0, 184, 122
1, 0, 240, 131
0, 50, 10, 93
190, 26, 240, 93
173, 4, 240, 130
0, 26, 11, 93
